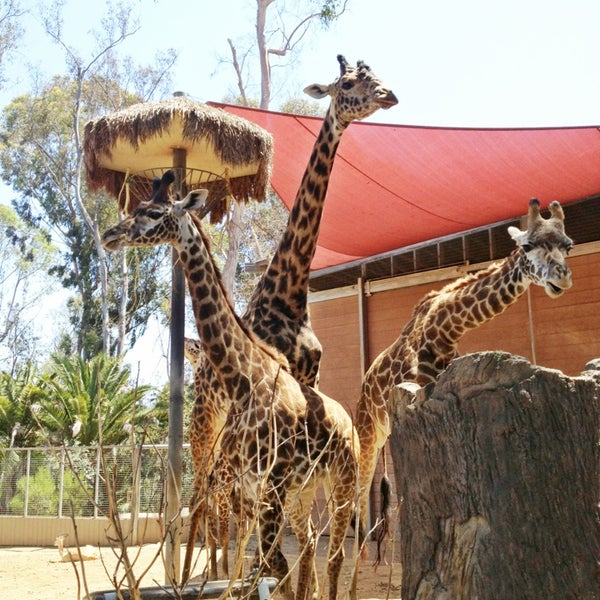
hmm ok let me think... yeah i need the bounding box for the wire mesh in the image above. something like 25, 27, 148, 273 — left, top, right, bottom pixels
0, 445, 193, 518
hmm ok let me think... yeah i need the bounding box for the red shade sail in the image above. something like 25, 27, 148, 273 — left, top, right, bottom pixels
210, 103, 600, 272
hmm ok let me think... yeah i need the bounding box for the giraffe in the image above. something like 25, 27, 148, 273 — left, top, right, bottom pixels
101, 172, 360, 600
183, 337, 234, 579
182, 53, 397, 579
354, 198, 574, 546
241, 54, 398, 388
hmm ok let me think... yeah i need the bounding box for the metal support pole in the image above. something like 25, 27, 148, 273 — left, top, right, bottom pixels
357, 271, 372, 532
130, 442, 140, 546
58, 447, 65, 518
357, 273, 370, 376
165, 151, 187, 585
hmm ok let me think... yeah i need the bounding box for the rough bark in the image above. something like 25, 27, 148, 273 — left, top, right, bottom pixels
389, 351, 599, 600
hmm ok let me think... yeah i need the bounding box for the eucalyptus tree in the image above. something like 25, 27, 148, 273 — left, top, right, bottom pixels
0, 1, 177, 359
0, 204, 57, 373
0, 0, 24, 89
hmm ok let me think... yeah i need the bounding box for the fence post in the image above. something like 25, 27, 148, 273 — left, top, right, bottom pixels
130, 443, 141, 545
24, 449, 31, 517
58, 447, 65, 518
94, 446, 101, 518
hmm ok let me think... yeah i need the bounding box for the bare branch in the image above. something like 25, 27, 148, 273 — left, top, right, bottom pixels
227, 38, 249, 106
267, 0, 348, 58
267, 11, 320, 57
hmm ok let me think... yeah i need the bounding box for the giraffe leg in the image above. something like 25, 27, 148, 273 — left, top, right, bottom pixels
357, 441, 382, 559
205, 461, 235, 579
206, 499, 220, 579
287, 489, 318, 600
327, 478, 357, 600
228, 486, 249, 581
182, 487, 204, 582
217, 487, 231, 578
257, 502, 294, 600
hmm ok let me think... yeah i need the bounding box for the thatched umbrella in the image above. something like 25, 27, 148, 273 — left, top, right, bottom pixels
84, 94, 273, 219
83, 95, 273, 584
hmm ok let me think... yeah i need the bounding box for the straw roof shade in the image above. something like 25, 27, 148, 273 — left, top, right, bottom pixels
83, 95, 273, 221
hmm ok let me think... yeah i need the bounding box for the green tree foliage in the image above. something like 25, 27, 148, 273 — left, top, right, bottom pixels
8, 463, 93, 516
318, 0, 346, 23
0, 79, 98, 355
34, 353, 156, 446
9, 464, 57, 515
279, 97, 324, 116
0, 0, 177, 360
0, 362, 46, 447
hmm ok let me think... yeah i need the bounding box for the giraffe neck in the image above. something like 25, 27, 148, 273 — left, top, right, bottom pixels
177, 215, 277, 400
441, 249, 529, 336
413, 249, 531, 383
249, 106, 346, 316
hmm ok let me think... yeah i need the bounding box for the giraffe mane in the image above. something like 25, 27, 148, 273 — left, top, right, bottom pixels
439, 257, 510, 294
409, 250, 521, 315
188, 212, 291, 371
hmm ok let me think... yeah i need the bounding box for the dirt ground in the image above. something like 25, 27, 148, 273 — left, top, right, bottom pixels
0, 535, 402, 599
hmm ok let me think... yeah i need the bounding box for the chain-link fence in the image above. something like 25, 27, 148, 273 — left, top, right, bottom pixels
0, 444, 194, 518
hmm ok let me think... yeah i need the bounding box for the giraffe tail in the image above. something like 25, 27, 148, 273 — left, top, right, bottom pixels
372, 473, 392, 571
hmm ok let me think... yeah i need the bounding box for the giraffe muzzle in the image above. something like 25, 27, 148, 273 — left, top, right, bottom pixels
545, 275, 572, 298
376, 89, 399, 108
101, 228, 126, 251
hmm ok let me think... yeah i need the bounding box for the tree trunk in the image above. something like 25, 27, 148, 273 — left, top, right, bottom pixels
221, 200, 244, 302
389, 351, 599, 600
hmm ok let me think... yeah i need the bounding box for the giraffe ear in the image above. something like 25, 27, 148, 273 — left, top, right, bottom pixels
508, 225, 529, 247
303, 83, 331, 99
175, 189, 209, 214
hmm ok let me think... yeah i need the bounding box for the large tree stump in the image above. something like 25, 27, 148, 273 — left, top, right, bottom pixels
389, 351, 599, 600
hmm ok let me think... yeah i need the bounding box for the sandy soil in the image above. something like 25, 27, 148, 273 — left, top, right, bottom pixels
0, 536, 402, 600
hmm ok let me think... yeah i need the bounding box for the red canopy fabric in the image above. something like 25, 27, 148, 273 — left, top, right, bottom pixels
210, 103, 600, 272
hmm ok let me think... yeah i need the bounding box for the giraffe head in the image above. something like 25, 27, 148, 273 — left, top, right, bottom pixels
303, 54, 398, 124
507, 198, 573, 298
101, 171, 209, 251
184, 336, 204, 366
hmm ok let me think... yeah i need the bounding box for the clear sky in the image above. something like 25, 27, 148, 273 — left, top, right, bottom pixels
6, 0, 600, 127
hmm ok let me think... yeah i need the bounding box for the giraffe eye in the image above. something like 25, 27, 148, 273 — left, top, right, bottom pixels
147, 210, 163, 220
521, 243, 533, 253
341, 81, 354, 90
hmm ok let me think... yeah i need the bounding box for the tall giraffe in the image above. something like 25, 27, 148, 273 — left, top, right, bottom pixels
355, 198, 574, 543
101, 173, 360, 600
242, 54, 398, 387
182, 53, 397, 579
